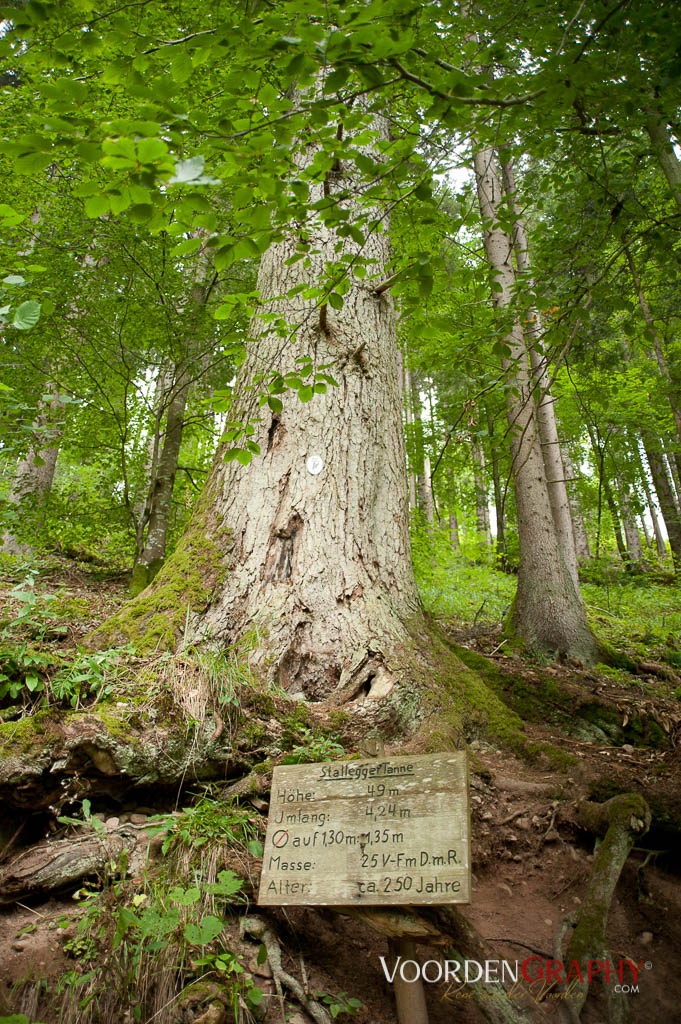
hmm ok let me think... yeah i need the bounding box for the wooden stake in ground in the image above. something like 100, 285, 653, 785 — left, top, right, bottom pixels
388, 938, 429, 1024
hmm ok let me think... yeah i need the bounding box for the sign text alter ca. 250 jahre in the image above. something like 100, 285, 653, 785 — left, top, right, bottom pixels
257, 751, 470, 906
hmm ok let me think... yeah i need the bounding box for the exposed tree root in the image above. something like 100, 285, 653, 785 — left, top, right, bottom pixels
561, 794, 651, 1023
241, 915, 333, 1024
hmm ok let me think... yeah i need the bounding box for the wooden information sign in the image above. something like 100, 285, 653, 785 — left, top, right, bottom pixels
257, 751, 470, 906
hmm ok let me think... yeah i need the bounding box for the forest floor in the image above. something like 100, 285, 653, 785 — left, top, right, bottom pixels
1, 557, 680, 1024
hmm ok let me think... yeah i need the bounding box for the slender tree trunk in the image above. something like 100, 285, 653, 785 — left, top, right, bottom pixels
400, 354, 417, 509
626, 246, 681, 481
603, 477, 627, 562
501, 156, 580, 589
473, 144, 598, 663
646, 106, 681, 216
421, 453, 434, 533
2, 389, 62, 556
639, 513, 653, 552
133, 364, 173, 561
130, 366, 192, 595
131, 249, 212, 594
449, 509, 460, 552
615, 477, 645, 569
663, 442, 681, 509
409, 368, 427, 516
562, 447, 591, 563
632, 425, 669, 560
643, 438, 681, 567
484, 402, 506, 560
470, 432, 492, 553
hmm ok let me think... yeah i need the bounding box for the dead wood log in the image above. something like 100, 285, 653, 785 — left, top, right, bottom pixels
0, 823, 148, 901
564, 794, 651, 1024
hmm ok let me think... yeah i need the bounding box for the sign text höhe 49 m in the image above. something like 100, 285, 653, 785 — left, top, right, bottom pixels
257, 752, 471, 906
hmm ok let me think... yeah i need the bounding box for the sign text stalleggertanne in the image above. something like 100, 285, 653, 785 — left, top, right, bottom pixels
257, 752, 470, 906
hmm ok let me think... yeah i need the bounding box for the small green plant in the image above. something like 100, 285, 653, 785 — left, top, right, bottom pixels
317, 991, 363, 1018
148, 794, 263, 856
282, 727, 345, 764
0, 1015, 47, 1024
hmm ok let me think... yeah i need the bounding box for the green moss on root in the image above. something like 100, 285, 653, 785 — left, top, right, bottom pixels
91, 497, 229, 654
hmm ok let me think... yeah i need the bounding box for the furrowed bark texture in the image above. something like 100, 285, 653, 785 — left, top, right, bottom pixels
189, 114, 422, 701
473, 145, 598, 664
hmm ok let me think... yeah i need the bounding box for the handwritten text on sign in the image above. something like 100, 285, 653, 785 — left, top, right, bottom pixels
257, 752, 470, 906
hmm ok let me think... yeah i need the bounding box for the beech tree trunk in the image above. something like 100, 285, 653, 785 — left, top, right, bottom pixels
473, 144, 598, 663
176, 109, 423, 701
2, 389, 61, 556
501, 157, 580, 589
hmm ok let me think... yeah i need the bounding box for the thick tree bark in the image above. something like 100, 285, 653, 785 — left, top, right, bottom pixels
2, 388, 61, 556
500, 157, 580, 589
167, 109, 424, 703
473, 144, 598, 663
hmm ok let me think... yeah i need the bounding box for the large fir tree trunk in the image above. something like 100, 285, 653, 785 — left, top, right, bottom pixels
103, 105, 445, 716
473, 145, 598, 663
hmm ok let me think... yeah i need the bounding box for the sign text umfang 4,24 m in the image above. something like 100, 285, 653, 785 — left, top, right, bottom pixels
257, 752, 470, 906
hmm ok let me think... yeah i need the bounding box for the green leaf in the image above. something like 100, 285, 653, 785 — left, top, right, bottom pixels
247, 838, 264, 857
298, 385, 314, 402
267, 396, 283, 413
13, 300, 41, 330
257, 943, 268, 966
84, 194, 111, 218
184, 915, 224, 946
137, 137, 169, 164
